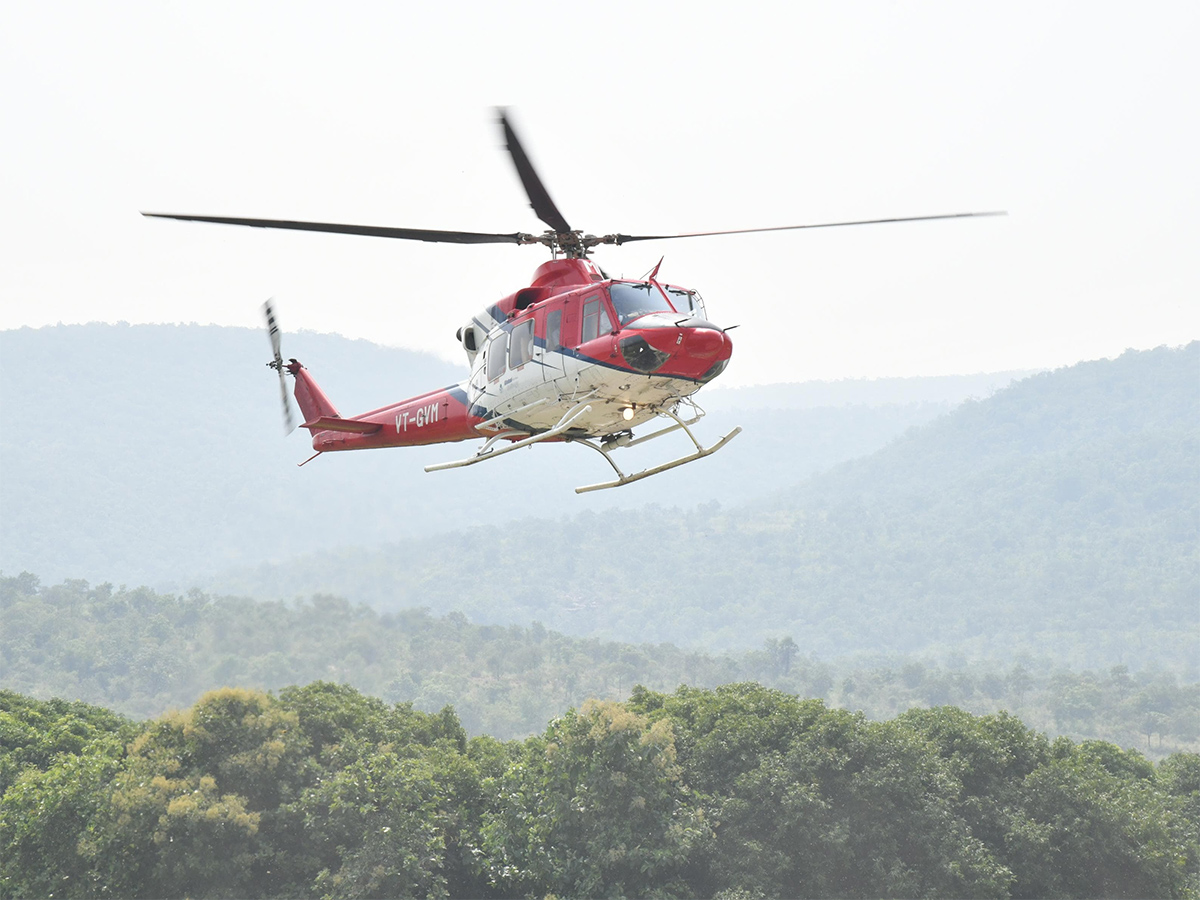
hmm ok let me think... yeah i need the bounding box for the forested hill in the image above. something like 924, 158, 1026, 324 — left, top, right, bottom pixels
208, 343, 1199, 668
774, 337, 1197, 505
1, 323, 1015, 587
3, 574, 1196, 754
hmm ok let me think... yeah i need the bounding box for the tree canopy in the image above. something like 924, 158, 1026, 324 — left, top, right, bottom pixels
2, 683, 1196, 898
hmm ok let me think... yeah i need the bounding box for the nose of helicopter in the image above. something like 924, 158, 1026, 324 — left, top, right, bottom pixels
680, 322, 729, 360
681, 321, 733, 382
620, 317, 732, 382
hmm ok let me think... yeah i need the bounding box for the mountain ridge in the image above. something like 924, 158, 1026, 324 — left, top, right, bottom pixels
203, 343, 1198, 668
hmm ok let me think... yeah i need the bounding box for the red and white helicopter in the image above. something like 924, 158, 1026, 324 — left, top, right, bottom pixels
146, 111, 1001, 493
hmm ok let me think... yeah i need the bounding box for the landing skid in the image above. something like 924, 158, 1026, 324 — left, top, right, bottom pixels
425, 399, 740, 492
571, 407, 741, 493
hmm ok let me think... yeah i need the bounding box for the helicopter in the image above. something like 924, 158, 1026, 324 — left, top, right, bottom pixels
145, 110, 1003, 493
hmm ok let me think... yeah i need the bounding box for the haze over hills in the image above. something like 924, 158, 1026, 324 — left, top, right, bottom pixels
206, 343, 1199, 670
4, 572, 1197, 756
0, 323, 1019, 587
4, 325, 1194, 673
702, 370, 1037, 411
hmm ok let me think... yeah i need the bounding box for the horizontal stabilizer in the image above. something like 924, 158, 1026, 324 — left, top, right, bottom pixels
303, 416, 383, 435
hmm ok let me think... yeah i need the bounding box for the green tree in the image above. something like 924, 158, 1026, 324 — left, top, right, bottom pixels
482, 699, 710, 898
1158, 751, 1200, 823
81, 687, 305, 896
303, 747, 450, 899
0, 691, 129, 794
632, 684, 1010, 898
899, 706, 1050, 855
1004, 739, 1194, 898
0, 734, 124, 899
276, 682, 487, 899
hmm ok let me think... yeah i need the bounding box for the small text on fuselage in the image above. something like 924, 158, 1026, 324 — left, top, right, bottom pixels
396, 401, 441, 433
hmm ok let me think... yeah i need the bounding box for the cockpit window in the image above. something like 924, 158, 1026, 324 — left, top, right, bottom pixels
666, 286, 705, 317
608, 282, 678, 325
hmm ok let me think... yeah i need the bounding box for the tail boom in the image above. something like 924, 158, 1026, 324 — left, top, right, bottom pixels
287, 362, 482, 451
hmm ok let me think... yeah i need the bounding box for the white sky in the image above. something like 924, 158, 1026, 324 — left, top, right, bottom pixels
1, 1, 1196, 387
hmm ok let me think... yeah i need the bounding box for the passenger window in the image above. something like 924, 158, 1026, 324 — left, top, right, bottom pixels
581, 296, 613, 344
487, 332, 507, 381
509, 319, 534, 368
545, 309, 562, 352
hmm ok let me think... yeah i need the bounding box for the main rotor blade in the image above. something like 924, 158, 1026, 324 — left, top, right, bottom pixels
497, 109, 572, 234
607, 211, 1008, 245
142, 212, 527, 245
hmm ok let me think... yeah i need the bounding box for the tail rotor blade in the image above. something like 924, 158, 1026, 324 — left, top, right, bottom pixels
264, 298, 284, 363
262, 299, 297, 434
276, 366, 296, 434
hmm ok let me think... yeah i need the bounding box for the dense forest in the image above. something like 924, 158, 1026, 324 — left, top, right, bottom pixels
207, 343, 1199, 665
2, 684, 1196, 898
3, 574, 1195, 757
0, 323, 980, 587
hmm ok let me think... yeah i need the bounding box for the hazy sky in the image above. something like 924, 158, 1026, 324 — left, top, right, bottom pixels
2, 2, 1196, 387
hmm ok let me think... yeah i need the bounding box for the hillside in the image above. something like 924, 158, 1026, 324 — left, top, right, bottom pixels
0, 323, 1004, 586
206, 344, 1199, 668
3, 574, 1195, 754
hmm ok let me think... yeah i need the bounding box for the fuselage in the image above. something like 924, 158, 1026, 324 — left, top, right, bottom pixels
301, 258, 733, 452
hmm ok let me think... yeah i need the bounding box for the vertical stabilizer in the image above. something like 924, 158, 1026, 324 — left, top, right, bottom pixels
286, 360, 340, 425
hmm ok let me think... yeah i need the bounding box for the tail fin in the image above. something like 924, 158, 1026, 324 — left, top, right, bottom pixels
286, 359, 341, 426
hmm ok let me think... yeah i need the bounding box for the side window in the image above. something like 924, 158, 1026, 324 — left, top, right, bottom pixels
509, 319, 534, 368
581, 295, 612, 344
487, 332, 507, 381
545, 309, 562, 352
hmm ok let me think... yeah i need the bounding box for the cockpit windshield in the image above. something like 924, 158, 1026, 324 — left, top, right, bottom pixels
608, 282, 678, 325
665, 286, 705, 318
